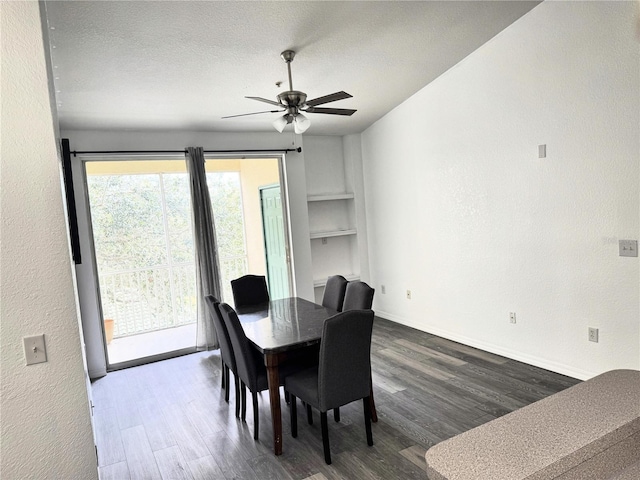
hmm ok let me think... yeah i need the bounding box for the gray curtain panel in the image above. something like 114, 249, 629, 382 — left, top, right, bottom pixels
186, 146, 221, 350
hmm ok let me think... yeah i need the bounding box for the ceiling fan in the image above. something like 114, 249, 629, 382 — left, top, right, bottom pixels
222, 50, 356, 134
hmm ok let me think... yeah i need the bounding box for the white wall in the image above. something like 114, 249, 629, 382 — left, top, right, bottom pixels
0, 2, 98, 478
304, 135, 347, 195
361, 0, 639, 380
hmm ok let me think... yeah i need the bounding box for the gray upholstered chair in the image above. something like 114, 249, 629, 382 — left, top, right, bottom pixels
205, 295, 241, 415
338, 280, 377, 422
219, 303, 304, 440
285, 309, 375, 464
230, 274, 269, 308
342, 280, 375, 311
322, 275, 348, 312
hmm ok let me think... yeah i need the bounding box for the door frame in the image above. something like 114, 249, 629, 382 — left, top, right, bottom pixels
77, 155, 199, 373
73, 153, 296, 377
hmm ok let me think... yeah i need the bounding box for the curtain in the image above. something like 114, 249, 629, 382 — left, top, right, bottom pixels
185, 146, 221, 350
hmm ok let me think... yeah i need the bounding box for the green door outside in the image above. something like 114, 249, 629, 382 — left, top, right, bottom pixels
259, 185, 290, 300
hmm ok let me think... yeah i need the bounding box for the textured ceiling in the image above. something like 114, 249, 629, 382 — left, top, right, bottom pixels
43, 1, 541, 135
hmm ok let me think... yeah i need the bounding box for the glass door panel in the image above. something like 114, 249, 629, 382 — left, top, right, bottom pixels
86, 166, 197, 366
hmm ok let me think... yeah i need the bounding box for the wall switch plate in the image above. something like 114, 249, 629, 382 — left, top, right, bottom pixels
588, 327, 599, 343
381, 285, 386, 294
23, 334, 47, 365
619, 240, 638, 257
406, 290, 411, 300
321, 237, 328, 245
509, 312, 516, 324
538, 144, 547, 158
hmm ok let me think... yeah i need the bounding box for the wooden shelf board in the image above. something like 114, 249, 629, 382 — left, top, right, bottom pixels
307, 193, 354, 202
310, 229, 357, 239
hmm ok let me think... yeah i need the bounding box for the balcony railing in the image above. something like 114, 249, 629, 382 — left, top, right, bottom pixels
100, 256, 247, 338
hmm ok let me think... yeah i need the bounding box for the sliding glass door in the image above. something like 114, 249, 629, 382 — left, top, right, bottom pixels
83, 157, 288, 369
87, 166, 199, 365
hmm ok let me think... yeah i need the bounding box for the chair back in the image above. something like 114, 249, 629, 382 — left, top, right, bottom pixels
231, 275, 269, 308
204, 295, 235, 371
322, 275, 348, 312
318, 310, 374, 411
342, 281, 375, 311
219, 303, 260, 389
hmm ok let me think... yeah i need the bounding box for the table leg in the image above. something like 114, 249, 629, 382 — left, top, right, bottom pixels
265, 352, 283, 455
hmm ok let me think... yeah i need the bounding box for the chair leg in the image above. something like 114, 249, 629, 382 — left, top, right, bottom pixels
234, 374, 240, 418
321, 411, 331, 465
307, 403, 313, 425
252, 392, 259, 440
334, 407, 340, 422
290, 394, 298, 438
221, 361, 225, 389
363, 396, 373, 446
241, 382, 247, 421
369, 372, 378, 423
224, 365, 230, 403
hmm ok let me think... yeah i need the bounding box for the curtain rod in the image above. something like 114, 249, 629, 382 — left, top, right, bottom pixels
71, 147, 302, 157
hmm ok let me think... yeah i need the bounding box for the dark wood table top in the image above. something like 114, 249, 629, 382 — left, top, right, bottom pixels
236, 297, 338, 354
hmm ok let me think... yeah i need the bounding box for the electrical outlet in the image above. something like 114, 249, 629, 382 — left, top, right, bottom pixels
509, 312, 516, 324
619, 240, 638, 257
588, 327, 599, 343
23, 335, 47, 365
381, 285, 386, 294
321, 237, 328, 245
406, 290, 411, 300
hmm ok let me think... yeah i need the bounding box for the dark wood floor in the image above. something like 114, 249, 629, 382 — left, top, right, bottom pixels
92, 317, 580, 480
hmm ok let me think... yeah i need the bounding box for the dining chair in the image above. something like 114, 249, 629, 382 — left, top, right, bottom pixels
204, 295, 241, 416
230, 274, 269, 308
339, 280, 377, 423
321, 275, 348, 312
342, 280, 375, 311
219, 302, 304, 440
285, 309, 375, 464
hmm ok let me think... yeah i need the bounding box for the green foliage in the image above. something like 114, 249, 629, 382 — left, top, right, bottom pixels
206, 172, 245, 259
87, 169, 248, 335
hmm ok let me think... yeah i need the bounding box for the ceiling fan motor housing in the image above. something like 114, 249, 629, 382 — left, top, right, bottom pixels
278, 91, 307, 110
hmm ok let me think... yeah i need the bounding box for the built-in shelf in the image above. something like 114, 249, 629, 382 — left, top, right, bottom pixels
309, 229, 357, 239
308, 191, 359, 299
307, 193, 354, 202
313, 274, 360, 288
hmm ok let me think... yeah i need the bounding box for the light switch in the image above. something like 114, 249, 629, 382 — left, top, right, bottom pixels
619, 240, 638, 257
23, 335, 47, 365
538, 144, 546, 158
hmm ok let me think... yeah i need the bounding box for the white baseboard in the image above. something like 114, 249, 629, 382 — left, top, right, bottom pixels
88, 368, 107, 380
375, 310, 595, 381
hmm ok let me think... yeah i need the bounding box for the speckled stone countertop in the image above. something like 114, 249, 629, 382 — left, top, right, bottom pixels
424, 369, 640, 480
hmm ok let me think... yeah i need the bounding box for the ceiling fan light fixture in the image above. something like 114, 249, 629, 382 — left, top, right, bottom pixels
273, 114, 290, 133
293, 113, 310, 134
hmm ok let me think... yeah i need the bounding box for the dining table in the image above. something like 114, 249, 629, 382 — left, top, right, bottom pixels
236, 296, 378, 455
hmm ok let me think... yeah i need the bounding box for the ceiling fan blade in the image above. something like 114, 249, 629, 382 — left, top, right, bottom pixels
245, 96, 282, 107
305, 91, 353, 107
222, 109, 283, 119
305, 107, 357, 116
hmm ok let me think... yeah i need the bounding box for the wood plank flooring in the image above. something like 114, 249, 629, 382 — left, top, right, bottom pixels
92, 318, 580, 479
